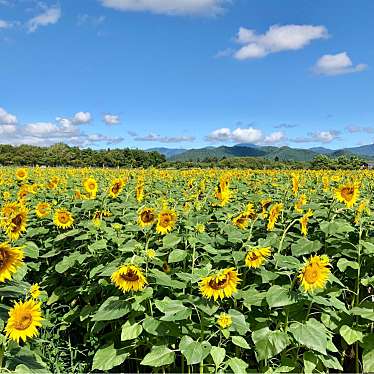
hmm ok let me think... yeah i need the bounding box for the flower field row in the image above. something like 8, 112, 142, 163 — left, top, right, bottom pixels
0, 167, 373, 373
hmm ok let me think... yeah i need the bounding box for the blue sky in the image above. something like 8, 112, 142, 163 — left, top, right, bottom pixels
0, 0, 373, 150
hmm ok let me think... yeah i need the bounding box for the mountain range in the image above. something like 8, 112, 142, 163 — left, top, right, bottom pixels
147, 143, 374, 162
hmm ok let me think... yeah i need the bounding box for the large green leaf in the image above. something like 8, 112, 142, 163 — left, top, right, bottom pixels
92, 296, 130, 321
140, 346, 175, 367
232, 336, 250, 349
340, 325, 363, 345
266, 285, 295, 308
92, 344, 129, 371
155, 297, 191, 321
227, 357, 248, 373
289, 318, 328, 354
210, 346, 225, 368
179, 336, 211, 365
121, 321, 143, 341
254, 330, 290, 361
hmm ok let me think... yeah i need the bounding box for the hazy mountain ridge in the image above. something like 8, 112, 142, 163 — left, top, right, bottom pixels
148, 143, 374, 161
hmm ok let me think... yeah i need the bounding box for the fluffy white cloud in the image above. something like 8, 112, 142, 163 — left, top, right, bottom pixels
0, 107, 17, 124
292, 130, 340, 144
264, 131, 285, 144
27, 5, 61, 32
103, 114, 121, 125
0, 20, 10, 28
207, 127, 284, 145
133, 133, 195, 143
233, 24, 328, 60
24, 122, 58, 136
0, 124, 17, 135
72, 111, 91, 124
100, 0, 226, 16
313, 52, 367, 76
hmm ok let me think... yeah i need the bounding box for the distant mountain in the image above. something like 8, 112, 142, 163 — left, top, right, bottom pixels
147, 147, 187, 158
309, 147, 335, 155
152, 143, 374, 162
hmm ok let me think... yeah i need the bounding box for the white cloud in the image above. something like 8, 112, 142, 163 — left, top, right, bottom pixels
313, 52, 367, 76
346, 125, 374, 134
292, 130, 340, 144
27, 5, 61, 32
133, 133, 195, 143
264, 131, 285, 144
72, 111, 91, 124
77, 14, 106, 26
24, 122, 58, 136
0, 107, 17, 124
232, 127, 263, 143
100, 0, 227, 16
0, 124, 17, 135
103, 114, 121, 125
232, 24, 328, 60
0, 20, 10, 28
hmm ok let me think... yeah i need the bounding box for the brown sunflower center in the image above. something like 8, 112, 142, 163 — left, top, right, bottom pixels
141, 210, 154, 223
341, 187, 354, 201
120, 270, 139, 282
88, 183, 96, 190
304, 264, 319, 284
249, 252, 259, 261
112, 183, 121, 194
159, 214, 172, 227
12, 214, 23, 228
58, 213, 69, 224
14, 313, 33, 330
209, 276, 228, 290
0, 249, 9, 268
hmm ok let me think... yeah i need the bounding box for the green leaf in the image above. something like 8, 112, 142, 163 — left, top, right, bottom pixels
140, 346, 175, 367
303, 351, 319, 373
228, 309, 249, 335
337, 258, 359, 272
320, 220, 354, 236
340, 325, 363, 345
254, 330, 290, 361
168, 249, 187, 263
351, 305, 374, 321
92, 344, 128, 371
227, 357, 248, 373
55, 252, 89, 273
121, 321, 143, 341
155, 297, 191, 321
289, 318, 328, 354
362, 241, 374, 255
23, 242, 39, 258
179, 336, 211, 365
88, 239, 107, 251
54, 229, 80, 242
162, 233, 181, 248
291, 238, 322, 257
210, 346, 225, 368
266, 285, 295, 308
273, 254, 300, 270
232, 336, 250, 349
92, 296, 130, 321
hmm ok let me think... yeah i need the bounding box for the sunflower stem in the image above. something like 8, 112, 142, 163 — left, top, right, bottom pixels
275, 219, 298, 268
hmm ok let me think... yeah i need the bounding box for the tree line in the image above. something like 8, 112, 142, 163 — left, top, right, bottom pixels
0, 143, 165, 168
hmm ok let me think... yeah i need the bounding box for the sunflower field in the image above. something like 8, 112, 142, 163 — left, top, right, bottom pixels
0, 166, 373, 373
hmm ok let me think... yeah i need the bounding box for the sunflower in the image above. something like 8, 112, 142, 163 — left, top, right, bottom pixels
292, 174, 299, 195
5, 206, 28, 241
217, 313, 232, 329
267, 203, 283, 231
298, 255, 330, 293
355, 200, 370, 224
35, 202, 51, 218
15, 168, 28, 181
29, 284, 41, 299
156, 209, 177, 235
200, 268, 240, 301
53, 209, 74, 229
3, 191, 11, 201
245, 247, 272, 268
5, 299, 43, 343
92, 210, 111, 226
108, 178, 125, 198
0, 242, 24, 283
294, 194, 307, 213
232, 213, 250, 229
195, 223, 205, 233
138, 207, 156, 228
111, 264, 147, 293
260, 199, 272, 219
0, 202, 18, 228
135, 183, 144, 202
300, 209, 313, 236
145, 248, 156, 258
83, 177, 98, 198
335, 182, 359, 208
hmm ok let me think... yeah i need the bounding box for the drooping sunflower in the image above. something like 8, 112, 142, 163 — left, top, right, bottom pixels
260, 199, 272, 219
5, 299, 43, 343
300, 209, 313, 236
92, 210, 111, 226
5, 206, 28, 241
298, 255, 330, 293
156, 209, 177, 235
53, 208, 74, 229
292, 174, 299, 195
267, 203, 283, 231
0, 242, 24, 282
232, 213, 250, 229
83, 177, 98, 198
108, 178, 125, 198
245, 247, 272, 268
294, 194, 307, 213
111, 264, 147, 293
29, 284, 41, 299
354, 200, 370, 224
200, 268, 240, 301
35, 202, 51, 218
335, 182, 359, 208
15, 168, 28, 182
138, 207, 156, 228
217, 313, 232, 329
